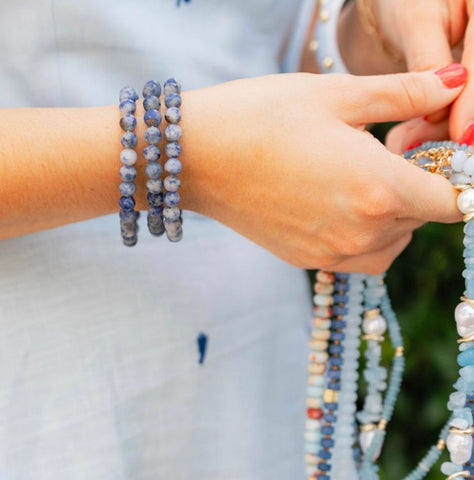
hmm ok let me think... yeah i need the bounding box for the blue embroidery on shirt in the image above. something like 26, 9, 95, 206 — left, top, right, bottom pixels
177, 0, 191, 6
197, 332, 208, 365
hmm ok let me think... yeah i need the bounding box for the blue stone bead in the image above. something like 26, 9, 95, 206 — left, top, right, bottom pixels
333, 294, 348, 304
465, 222, 474, 236
144, 109, 162, 127
458, 348, 474, 367
165, 107, 181, 124
165, 221, 183, 242
165, 124, 182, 142
143, 80, 161, 98
329, 357, 343, 367
119, 195, 136, 211
327, 370, 341, 379
336, 273, 350, 280
122, 236, 137, 247
164, 191, 181, 207
119, 209, 138, 222
146, 179, 164, 194
119, 86, 138, 102
143, 145, 161, 162
334, 282, 349, 292
324, 413, 337, 423
332, 306, 348, 316
148, 205, 164, 217
321, 438, 335, 448
119, 181, 136, 196
119, 99, 136, 115
164, 78, 181, 94
143, 95, 161, 111
165, 92, 182, 108
331, 320, 347, 329
330, 332, 345, 342
144, 126, 162, 145
119, 114, 137, 132
318, 462, 331, 471
120, 148, 138, 166
164, 206, 181, 222
165, 158, 182, 175
120, 166, 137, 182
121, 131, 137, 148
120, 222, 138, 235
164, 175, 181, 192
145, 162, 163, 179
324, 401, 338, 410
147, 192, 164, 207
165, 141, 182, 158
329, 345, 343, 355
319, 450, 332, 460
317, 475, 329, 480
148, 221, 165, 237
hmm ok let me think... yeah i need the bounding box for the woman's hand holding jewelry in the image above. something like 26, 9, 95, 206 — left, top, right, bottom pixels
179, 68, 466, 273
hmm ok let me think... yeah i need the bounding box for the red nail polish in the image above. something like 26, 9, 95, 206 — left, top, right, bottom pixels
460, 122, 474, 146
434, 63, 468, 88
407, 141, 423, 150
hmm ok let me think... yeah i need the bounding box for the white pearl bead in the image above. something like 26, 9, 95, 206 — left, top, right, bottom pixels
447, 433, 473, 464
455, 302, 474, 337
362, 314, 387, 336
359, 430, 382, 460
457, 188, 474, 214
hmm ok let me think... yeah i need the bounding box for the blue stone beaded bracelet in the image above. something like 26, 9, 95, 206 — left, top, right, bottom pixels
163, 78, 183, 242
118, 86, 139, 246
143, 80, 166, 237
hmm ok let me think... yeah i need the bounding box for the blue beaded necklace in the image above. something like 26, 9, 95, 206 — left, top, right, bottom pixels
306, 141, 474, 480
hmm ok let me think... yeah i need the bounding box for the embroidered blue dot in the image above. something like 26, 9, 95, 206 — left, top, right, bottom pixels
163, 77, 183, 242
118, 86, 139, 246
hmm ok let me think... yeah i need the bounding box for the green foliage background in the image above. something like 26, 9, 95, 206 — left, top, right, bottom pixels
308, 124, 466, 479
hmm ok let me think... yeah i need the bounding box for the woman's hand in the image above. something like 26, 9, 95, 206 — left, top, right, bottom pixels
180, 68, 466, 273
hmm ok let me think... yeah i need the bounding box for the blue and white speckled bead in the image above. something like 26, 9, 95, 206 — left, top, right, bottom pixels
164, 78, 181, 95
144, 109, 162, 127
143, 80, 162, 98
145, 162, 163, 180
143, 95, 161, 111
165, 124, 182, 142
165, 92, 182, 108
118, 85, 139, 246
144, 145, 161, 162
165, 106, 182, 124
165, 158, 182, 175
144, 126, 162, 145
164, 175, 181, 192
165, 141, 182, 158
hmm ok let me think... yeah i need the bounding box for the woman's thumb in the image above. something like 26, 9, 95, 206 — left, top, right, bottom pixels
341, 63, 467, 125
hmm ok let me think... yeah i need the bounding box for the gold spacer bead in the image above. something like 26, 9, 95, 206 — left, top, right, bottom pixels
308, 39, 319, 53
364, 308, 380, 319
461, 296, 474, 307
395, 346, 405, 357
360, 423, 377, 432
454, 184, 472, 192
323, 389, 338, 403
457, 334, 474, 344
449, 426, 474, 435
378, 419, 388, 431
446, 472, 470, 480
436, 439, 446, 451
464, 212, 474, 223
362, 334, 385, 343
322, 56, 334, 70
319, 10, 330, 22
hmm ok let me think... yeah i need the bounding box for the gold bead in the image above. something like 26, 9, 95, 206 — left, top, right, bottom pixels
308, 39, 319, 53
360, 423, 376, 432
395, 346, 404, 357
449, 426, 474, 435
446, 472, 470, 480
319, 10, 330, 22
322, 56, 334, 70
436, 439, 446, 451
364, 308, 380, 319
464, 212, 474, 223
378, 419, 388, 431
362, 334, 385, 343
323, 389, 338, 403
461, 296, 474, 307
457, 333, 474, 344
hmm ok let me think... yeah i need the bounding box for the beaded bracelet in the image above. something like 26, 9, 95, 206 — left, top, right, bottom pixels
310, 0, 348, 74
143, 80, 166, 237
118, 86, 139, 246
163, 78, 183, 242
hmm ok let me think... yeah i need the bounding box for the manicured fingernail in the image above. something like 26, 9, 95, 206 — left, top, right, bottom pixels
407, 141, 423, 150
460, 121, 474, 146
434, 63, 468, 88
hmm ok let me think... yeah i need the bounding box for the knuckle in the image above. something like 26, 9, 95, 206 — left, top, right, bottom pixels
353, 182, 401, 220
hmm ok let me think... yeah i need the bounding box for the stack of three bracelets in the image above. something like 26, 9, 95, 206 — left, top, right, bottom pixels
118, 78, 183, 246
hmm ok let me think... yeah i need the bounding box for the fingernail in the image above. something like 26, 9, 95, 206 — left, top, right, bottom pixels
407, 141, 423, 150
434, 63, 468, 88
460, 121, 474, 146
